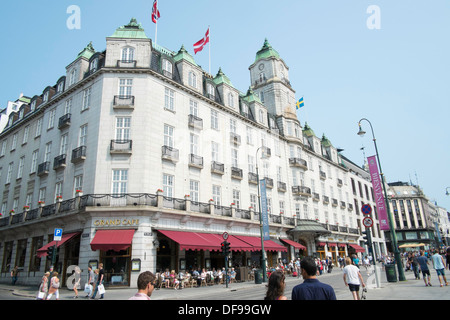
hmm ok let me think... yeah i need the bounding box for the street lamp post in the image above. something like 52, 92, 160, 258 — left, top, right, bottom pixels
357, 118, 406, 281
256, 146, 270, 283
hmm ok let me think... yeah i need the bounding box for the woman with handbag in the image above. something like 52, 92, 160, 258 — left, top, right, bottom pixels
36, 272, 50, 300
46, 272, 60, 300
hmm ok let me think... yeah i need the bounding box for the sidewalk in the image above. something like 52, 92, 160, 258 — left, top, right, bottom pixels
1, 268, 449, 300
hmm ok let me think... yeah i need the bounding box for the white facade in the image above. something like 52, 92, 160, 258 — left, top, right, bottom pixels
0, 19, 385, 287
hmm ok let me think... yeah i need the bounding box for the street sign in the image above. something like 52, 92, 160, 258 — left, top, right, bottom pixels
54, 228, 63, 241
363, 217, 374, 228
222, 232, 229, 241
361, 204, 372, 215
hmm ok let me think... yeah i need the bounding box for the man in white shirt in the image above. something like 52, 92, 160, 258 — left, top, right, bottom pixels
343, 257, 366, 300
431, 250, 448, 287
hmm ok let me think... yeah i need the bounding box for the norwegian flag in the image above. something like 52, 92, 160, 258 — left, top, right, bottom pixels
151, 0, 160, 23
193, 27, 210, 54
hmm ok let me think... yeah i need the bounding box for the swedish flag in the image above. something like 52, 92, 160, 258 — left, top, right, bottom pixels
296, 97, 304, 110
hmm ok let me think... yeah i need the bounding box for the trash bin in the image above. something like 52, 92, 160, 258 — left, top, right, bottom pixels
254, 269, 263, 284
385, 263, 397, 282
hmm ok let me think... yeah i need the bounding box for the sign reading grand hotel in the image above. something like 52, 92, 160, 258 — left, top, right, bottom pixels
367, 156, 389, 231
93, 218, 140, 227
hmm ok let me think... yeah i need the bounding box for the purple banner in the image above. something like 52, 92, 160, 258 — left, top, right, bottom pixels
367, 156, 390, 231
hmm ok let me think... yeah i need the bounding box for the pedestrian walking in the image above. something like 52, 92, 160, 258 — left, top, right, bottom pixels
431, 249, 448, 287
72, 266, 81, 298
10, 266, 19, 285
343, 257, 365, 300
46, 272, 60, 300
264, 270, 287, 300
85, 265, 95, 297
36, 272, 50, 300
129, 271, 156, 300
292, 256, 336, 300
91, 263, 105, 299
412, 253, 420, 280
446, 247, 450, 270
417, 250, 432, 287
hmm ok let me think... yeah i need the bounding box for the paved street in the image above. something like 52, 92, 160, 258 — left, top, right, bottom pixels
1, 265, 449, 301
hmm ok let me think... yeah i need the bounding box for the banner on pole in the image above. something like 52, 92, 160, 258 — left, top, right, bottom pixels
367, 155, 390, 230
259, 179, 271, 240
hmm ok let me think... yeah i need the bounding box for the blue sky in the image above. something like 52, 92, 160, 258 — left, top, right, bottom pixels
0, 0, 449, 211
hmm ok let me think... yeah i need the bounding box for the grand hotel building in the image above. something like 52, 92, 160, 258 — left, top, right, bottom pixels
0, 19, 385, 287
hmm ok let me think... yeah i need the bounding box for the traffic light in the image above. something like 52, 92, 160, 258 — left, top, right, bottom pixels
46, 246, 55, 261
362, 229, 372, 247
221, 241, 231, 255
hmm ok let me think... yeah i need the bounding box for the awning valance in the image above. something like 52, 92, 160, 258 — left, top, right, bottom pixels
349, 244, 365, 253
234, 235, 287, 252
279, 238, 306, 250
37, 232, 80, 258
90, 229, 135, 251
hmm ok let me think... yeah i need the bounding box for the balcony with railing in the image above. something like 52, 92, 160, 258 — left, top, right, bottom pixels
312, 192, 320, 202
58, 113, 71, 129
188, 114, 203, 130
248, 172, 258, 184
265, 177, 274, 189
289, 158, 308, 170
277, 181, 286, 192
188, 154, 204, 169
211, 161, 224, 175
322, 195, 330, 204
113, 95, 135, 109
110, 140, 132, 154
161, 145, 179, 162
320, 171, 327, 180
292, 186, 312, 197
71, 146, 86, 163
231, 167, 243, 180
37, 161, 50, 177
53, 154, 67, 170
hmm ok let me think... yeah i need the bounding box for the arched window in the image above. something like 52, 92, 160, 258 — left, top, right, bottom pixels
207, 83, 215, 99
121, 47, 135, 62
162, 59, 173, 76
188, 71, 197, 88
90, 58, 98, 73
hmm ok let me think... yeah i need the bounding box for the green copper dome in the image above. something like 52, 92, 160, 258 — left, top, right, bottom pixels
213, 68, 233, 86
254, 39, 280, 63
110, 18, 148, 39
302, 122, 316, 137
173, 45, 198, 66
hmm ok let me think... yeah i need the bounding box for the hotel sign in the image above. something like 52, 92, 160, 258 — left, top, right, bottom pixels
93, 218, 140, 227
367, 156, 390, 231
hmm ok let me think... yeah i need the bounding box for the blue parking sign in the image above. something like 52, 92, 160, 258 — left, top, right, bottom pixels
54, 228, 63, 241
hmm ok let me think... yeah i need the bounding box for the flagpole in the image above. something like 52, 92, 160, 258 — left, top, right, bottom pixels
154, 0, 158, 45
208, 25, 211, 74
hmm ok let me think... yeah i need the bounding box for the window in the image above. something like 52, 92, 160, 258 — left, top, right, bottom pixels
44, 142, 52, 162
112, 169, 128, 195
79, 124, 88, 147
279, 200, 285, 214
69, 69, 77, 86
230, 119, 237, 133
115, 117, 131, 140
162, 59, 173, 76
210, 109, 219, 130
11, 133, 17, 151
190, 133, 198, 155
60, 134, 68, 155
207, 83, 215, 99
90, 58, 98, 73
248, 155, 255, 173
250, 194, 257, 210
232, 189, 240, 208
164, 124, 174, 147
22, 126, 29, 145
43, 91, 49, 103
6, 162, 13, 184
260, 91, 265, 103
30, 150, 38, 174
246, 126, 253, 145
188, 71, 197, 88
122, 47, 135, 62
189, 100, 198, 116
35, 118, 43, 137
0, 140, 6, 156
17, 157, 25, 179
48, 109, 56, 129
211, 142, 219, 162
212, 185, 221, 206
164, 88, 175, 111
31, 101, 37, 111
259, 110, 264, 124
228, 93, 234, 108
55, 182, 63, 200
74, 175, 83, 196
119, 79, 133, 97
163, 174, 174, 197
231, 149, 238, 167
82, 88, 91, 111
190, 180, 199, 202
39, 188, 46, 203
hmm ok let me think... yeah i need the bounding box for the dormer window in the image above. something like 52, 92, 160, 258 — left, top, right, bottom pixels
242, 103, 249, 116
122, 47, 135, 62
206, 83, 215, 99
90, 58, 98, 72
162, 59, 172, 77
57, 82, 64, 93
228, 93, 234, 108
43, 91, 49, 102
31, 101, 36, 111
69, 68, 77, 86
188, 71, 197, 88
259, 109, 265, 124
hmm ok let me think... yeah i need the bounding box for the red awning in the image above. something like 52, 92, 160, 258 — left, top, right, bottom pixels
90, 229, 135, 251
317, 242, 326, 247
338, 243, 346, 247
158, 230, 256, 252
280, 238, 306, 250
37, 232, 80, 258
328, 243, 337, 247
349, 244, 366, 253
234, 235, 287, 252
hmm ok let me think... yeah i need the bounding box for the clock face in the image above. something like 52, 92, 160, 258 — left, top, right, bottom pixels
258, 63, 264, 71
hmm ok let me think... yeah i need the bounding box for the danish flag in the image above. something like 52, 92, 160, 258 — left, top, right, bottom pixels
193, 28, 210, 54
